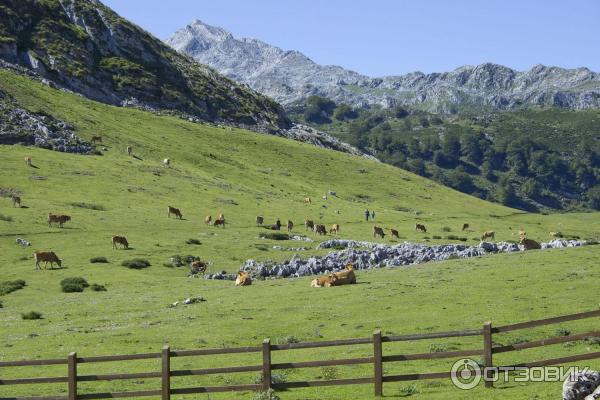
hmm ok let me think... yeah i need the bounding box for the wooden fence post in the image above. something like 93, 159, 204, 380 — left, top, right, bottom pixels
162, 345, 171, 400
262, 339, 272, 392
67, 352, 77, 400
483, 322, 493, 388
373, 330, 383, 397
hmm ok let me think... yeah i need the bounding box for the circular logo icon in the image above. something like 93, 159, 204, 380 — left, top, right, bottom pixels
451, 358, 482, 390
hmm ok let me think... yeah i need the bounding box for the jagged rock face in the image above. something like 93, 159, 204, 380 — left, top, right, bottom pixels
168, 20, 600, 111
0, 1, 289, 129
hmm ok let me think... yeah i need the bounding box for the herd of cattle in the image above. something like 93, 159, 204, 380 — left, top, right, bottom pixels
11, 152, 552, 284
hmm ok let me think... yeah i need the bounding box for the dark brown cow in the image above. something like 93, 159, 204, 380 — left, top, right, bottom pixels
462, 223, 469, 231
91, 135, 102, 143
520, 237, 541, 250
112, 235, 129, 249
314, 224, 327, 235
34, 251, 62, 270
390, 229, 400, 239
48, 214, 71, 228
373, 226, 385, 238
167, 206, 183, 219
272, 219, 282, 231
255, 216, 264, 225
287, 220, 294, 232
213, 218, 226, 228
11, 195, 21, 207
415, 223, 427, 233
305, 220, 315, 231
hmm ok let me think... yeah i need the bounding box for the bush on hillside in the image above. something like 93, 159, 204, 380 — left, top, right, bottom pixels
60, 277, 89, 293
258, 232, 290, 241
91, 283, 107, 292
185, 238, 202, 245
122, 258, 151, 269
22, 311, 43, 320
90, 256, 109, 263
0, 279, 26, 296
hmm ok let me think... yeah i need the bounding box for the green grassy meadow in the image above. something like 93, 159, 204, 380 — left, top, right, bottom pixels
1, 69, 600, 399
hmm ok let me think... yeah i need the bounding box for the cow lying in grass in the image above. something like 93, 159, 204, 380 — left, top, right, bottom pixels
311, 264, 356, 287
311, 275, 336, 287
235, 271, 252, 286
520, 237, 541, 250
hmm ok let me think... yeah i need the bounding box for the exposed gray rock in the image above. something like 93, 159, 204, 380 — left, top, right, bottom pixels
563, 370, 600, 400
168, 20, 600, 112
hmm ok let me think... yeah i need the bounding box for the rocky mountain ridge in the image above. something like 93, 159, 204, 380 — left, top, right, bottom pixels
168, 20, 600, 111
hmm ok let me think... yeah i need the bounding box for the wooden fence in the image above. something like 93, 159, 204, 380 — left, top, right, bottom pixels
1, 309, 600, 399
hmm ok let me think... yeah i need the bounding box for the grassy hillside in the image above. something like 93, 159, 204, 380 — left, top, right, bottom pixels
289, 97, 600, 211
1, 69, 600, 399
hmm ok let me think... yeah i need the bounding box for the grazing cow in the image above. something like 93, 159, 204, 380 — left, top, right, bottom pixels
330, 264, 357, 286
415, 223, 427, 233
287, 220, 294, 232
205, 215, 212, 225
213, 218, 225, 228
462, 223, 469, 231
481, 231, 495, 241
314, 224, 327, 235
255, 216, 264, 225
91, 136, 102, 143
34, 251, 62, 270
311, 275, 337, 288
126, 146, 132, 156
235, 271, 252, 286
111, 235, 129, 249
163, 158, 170, 167
190, 260, 208, 273
271, 219, 281, 231
373, 226, 385, 238
305, 220, 315, 231
167, 206, 183, 219
304, 197, 311, 204
329, 224, 340, 234
25, 156, 32, 166
520, 237, 541, 250
47, 214, 71, 228
11, 195, 21, 207
390, 229, 400, 239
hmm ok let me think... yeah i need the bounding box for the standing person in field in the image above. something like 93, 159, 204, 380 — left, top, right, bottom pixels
365, 209, 370, 221
371, 210, 376, 220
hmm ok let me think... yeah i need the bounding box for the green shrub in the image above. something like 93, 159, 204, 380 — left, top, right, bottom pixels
90, 256, 108, 263
0, 279, 26, 296
441, 226, 451, 232
91, 283, 107, 292
60, 277, 89, 293
122, 259, 151, 269
432, 235, 442, 239
258, 232, 290, 241
0, 214, 13, 222
22, 311, 42, 320
62, 283, 84, 293
69, 202, 105, 211
253, 389, 281, 400
429, 343, 448, 353
185, 238, 201, 245
399, 384, 419, 396
321, 366, 338, 380
555, 327, 571, 337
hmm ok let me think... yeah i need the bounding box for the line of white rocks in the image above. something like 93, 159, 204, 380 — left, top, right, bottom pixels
203, 238, 589, 280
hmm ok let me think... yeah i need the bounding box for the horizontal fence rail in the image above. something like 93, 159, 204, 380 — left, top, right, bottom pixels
1, 309, 599, 399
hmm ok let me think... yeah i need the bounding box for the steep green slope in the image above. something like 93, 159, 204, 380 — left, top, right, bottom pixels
0, 0, 288, 129
1, 70, 600, 399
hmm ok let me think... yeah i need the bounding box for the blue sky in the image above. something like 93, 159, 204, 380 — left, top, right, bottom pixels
102, 0, 600, 76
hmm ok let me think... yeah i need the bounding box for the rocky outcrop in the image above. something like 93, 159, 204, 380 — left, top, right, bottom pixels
168, 20, 600, 112
0, 90, 92, 153
203, 239, 589, 280
563, 371, 600, 400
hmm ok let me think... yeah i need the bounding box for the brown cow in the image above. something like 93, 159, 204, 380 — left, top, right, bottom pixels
390, 229, 400, 239
213, 218, 226, 228
255, 216, 264, 225
91, 135, 102, 143
190, 260, 208, 273
481, 231, 495, 241
373, 226, 385, 238
287, 220, 294, 232
34, 251, 62, 270
415, 223, 427, 233
462, 223, 469, 231
48, 214, 71, 228
330, 264, 357, 286
112, 235, 129, 249
126, 146, 132, 156
25, 156, 32, 166
310, 275, 337, 288
305, 220, 315, 231
167, 206, 182, 219
314, 224, 327, 235
205, 215, 212, 225
11, 195, 21, 207
235, 271, 252, 286
520, 237, 541, 250
329, 224, 340, 234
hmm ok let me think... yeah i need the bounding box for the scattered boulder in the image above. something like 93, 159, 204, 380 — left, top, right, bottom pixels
563, 370, 600, 400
